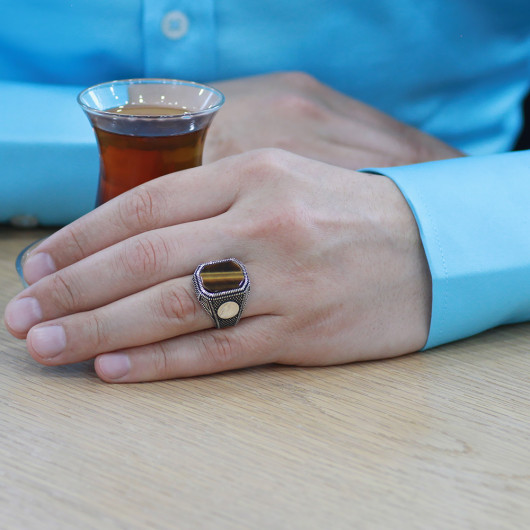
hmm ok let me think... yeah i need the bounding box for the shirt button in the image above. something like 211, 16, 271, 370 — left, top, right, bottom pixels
161, 11, 189, 40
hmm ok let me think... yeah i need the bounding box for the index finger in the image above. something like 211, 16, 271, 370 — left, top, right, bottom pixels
23, 156, 241, 285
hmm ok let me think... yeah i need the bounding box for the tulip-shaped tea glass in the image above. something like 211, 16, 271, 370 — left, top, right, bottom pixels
78, 78, 224, 205
16, 78, 224, 285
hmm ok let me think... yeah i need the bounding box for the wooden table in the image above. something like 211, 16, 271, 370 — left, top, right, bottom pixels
1, 226, 529, 529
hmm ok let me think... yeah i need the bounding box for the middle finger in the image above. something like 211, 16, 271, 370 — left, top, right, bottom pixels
7, 216, 240, 336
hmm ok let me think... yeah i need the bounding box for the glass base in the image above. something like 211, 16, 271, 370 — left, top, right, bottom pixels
16, 238, 47, 288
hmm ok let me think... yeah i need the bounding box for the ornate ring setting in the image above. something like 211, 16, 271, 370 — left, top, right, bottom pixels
193, 258, 250, 329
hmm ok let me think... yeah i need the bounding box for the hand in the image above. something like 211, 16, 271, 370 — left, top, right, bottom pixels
4, 149, 431, 383
205, 72, 463, 168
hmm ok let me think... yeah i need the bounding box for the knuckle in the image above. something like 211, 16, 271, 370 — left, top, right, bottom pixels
117, 185, 161, 233
88, 313, 109, 351
48, 273, 79, 314
119, 233, 171, 278
241, 148, 291, 183
159, 284, 198, 323
152, 342, 172, 377
277, 71, 320, 90
61, 226, 89, 261
198, 333, 239, 367
267, 72, 326, 121
273, 92, 326, 121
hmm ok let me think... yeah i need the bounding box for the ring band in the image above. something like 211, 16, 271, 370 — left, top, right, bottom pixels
193, 258, 250, 329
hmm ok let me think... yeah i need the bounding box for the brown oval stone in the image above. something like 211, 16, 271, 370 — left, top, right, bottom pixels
199, 259, 244, 293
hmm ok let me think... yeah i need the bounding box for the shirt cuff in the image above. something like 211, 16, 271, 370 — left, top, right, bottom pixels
362, 150, 530, 349
0, 80, 98, 225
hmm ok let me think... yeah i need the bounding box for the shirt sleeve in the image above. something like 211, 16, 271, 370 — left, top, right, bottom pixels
363, 150, 530, 349
0, 80, 98, 226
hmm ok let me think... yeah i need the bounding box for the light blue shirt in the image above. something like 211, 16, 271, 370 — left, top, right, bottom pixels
1, 1, 530, 348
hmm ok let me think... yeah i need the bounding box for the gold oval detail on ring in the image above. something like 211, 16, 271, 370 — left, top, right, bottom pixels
217, 301, 240, 320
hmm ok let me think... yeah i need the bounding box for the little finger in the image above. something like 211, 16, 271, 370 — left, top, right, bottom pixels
94, 316, 283, 382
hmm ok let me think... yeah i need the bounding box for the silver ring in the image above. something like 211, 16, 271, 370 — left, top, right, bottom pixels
193, 258, 250, 329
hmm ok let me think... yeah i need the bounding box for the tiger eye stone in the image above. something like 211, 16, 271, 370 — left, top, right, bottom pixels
199, 260, 245, 293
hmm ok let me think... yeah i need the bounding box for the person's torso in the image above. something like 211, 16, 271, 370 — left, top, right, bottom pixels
1, 0, 529, 153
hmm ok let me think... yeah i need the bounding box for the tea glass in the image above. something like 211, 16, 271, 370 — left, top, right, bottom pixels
17, 78, 224, 286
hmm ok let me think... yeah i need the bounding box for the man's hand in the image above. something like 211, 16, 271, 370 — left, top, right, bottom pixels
205, 72, 463, 168
4, 149, 432, 382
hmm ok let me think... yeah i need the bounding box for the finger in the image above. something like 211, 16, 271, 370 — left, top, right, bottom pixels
6, 215, 243, 336
22, 155, 242, 284
301, 103, 412, 166
312, 79, 395, 129
315, 83, 460, 162
286, 136, 394, 171
25, 263, 275, 366
94, 316, 282, 382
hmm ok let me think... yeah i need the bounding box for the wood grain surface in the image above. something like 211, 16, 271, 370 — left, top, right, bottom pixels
1, 226, 529, 529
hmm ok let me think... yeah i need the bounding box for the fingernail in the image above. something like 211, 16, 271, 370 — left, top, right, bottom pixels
24, 252, 56, 284
29, 325, 67, 359
5, 297, 43, 334
97, 354, 131, 380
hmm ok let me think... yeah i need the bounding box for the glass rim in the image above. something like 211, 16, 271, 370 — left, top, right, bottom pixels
77, 78, 225, 119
